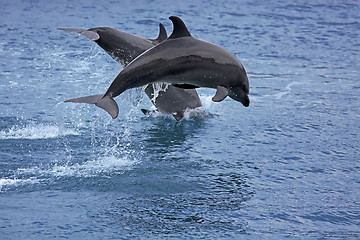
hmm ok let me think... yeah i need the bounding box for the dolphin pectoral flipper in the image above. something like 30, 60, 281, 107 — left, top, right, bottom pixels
58, 28, 100, 41
65, 94, 119, 119
212, 86, 229, 102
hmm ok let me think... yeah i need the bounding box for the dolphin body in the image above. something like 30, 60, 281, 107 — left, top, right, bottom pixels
59, 24, 201, 120
65, 16, 250, 119
58, 25, 166, 65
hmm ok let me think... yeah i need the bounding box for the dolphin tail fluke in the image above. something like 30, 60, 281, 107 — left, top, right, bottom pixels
65, 94, 103, 104
65, 94, 119, 119
58, 28, 100, 41
95, 95, 119, 119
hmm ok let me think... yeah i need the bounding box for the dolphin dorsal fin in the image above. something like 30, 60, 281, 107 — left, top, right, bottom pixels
155, 23, 167, 42
169, 16, 191, 39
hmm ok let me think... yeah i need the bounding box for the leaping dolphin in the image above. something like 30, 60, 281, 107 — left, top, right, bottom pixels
65, 16, 250, 119
58, 24, 166, 65
59, 24, 201, 121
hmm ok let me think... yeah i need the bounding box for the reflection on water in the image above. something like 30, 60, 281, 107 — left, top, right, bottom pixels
142, 117, 206, 152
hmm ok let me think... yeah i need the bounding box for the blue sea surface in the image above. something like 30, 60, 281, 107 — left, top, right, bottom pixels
1, 0, 359, 239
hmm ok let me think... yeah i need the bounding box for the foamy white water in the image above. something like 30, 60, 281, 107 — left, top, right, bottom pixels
49, 155, 137, 177
16, 154, 138, 178
0, 124, 79, 140
0, 178, 41, 192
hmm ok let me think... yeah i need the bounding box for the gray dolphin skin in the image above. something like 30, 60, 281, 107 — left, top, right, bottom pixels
59, 23, 202, 120
65, 16, 250, 119
58, 24, 166, 65
143, 83, 202, 120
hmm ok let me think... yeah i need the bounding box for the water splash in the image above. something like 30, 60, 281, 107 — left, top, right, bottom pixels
16, 154, 137, 179
0, 178, 41, 192
143, 83, 170, 103
0, 123, 79, 140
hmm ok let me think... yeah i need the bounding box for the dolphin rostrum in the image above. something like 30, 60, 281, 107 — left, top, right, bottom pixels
65, 16, 250, 119
59, 24, 201, 120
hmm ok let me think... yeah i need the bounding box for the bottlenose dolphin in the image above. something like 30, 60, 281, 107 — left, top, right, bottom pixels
58, 24, 166, 65
65, 16, 250, 119
142, 83, 202, 120
59, 24, 202, 120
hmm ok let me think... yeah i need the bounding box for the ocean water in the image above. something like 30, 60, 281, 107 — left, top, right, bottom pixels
0, 0, 359, 239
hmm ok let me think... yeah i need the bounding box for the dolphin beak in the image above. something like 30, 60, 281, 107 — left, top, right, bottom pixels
241, 95, 250, 107
229, 89, 250, 107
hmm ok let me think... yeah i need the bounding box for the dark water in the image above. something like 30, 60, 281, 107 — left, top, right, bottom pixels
1, 0, 359, 239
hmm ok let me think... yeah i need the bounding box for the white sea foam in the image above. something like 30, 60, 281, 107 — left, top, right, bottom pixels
16, 154, 137, 179
199, 95, 215, 111
0, 178, 40, 192
0, 124, 79, 140
182, 106, 210, 120
49, 155, 136, 177
272, 82, 303, 99
0, 155, 137, 192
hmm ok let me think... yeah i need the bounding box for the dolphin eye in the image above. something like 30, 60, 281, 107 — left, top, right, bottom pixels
241, 82, 249, 94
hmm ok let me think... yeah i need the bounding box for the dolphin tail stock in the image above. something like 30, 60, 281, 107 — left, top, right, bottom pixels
65, 94, 119, 119
57, 28, 100, 41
